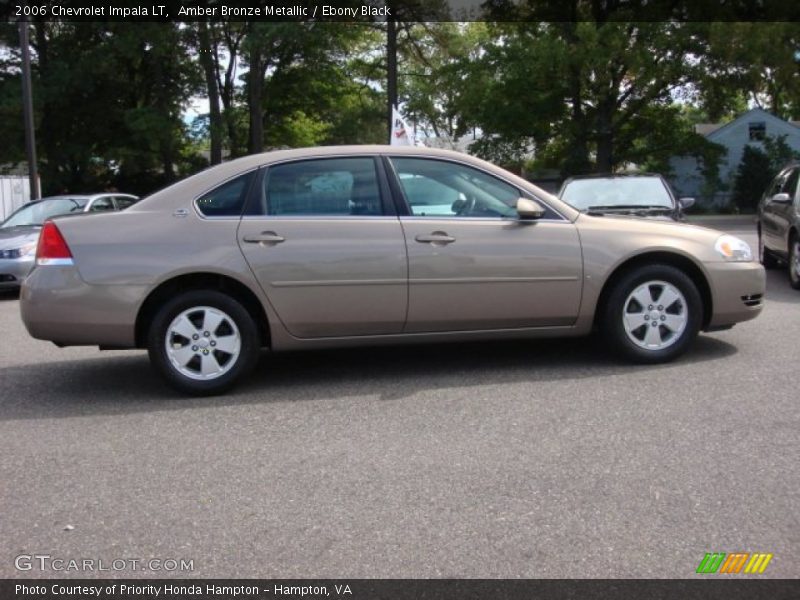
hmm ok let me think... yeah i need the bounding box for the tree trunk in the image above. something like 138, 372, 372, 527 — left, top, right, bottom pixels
595, 99, 615, 173
198, 22, 222, 164
247, 44, 264, 154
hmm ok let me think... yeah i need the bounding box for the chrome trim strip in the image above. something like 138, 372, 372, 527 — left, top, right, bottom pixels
271, 279, 405, 288
270, 276, 577, 288
411, 276, 579, 284
36, 258, 74, 266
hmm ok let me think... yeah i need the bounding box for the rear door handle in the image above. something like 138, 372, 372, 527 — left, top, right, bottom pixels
243, 231, 286, 245
415, 231, 456, 245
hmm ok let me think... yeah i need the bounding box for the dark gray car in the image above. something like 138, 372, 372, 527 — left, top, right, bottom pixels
0, 194, 138, 288
757, 163, 800, 289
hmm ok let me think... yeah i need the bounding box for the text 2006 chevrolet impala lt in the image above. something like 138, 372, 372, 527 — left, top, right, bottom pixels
21, 146, 765, 394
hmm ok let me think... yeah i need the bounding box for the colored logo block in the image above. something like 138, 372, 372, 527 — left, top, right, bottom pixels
696, 552, 773, 574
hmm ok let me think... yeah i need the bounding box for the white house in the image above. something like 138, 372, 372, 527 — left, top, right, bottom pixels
669, 107, 800, 209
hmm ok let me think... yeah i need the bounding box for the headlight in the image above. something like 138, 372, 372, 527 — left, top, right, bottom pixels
0, 242, 37, 259
714, 234, 753, 262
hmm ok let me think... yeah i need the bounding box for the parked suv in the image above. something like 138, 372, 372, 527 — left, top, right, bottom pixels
757, 163, 800, 289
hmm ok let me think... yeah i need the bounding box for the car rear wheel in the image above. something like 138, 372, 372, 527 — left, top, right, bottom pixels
602, 264, 702, 363
147, 290, 259, 395
758, 229, 778, 269
789, 235, 800, 290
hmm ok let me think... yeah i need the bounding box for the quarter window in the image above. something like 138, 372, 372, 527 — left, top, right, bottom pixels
390, 158, 519, 218
261, 158, 383, 216
196, 172, 253, 217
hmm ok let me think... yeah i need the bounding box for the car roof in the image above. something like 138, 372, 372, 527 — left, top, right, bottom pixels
563, 173, 664, 182
38, 193, 138, 200
130, 145, 581, 221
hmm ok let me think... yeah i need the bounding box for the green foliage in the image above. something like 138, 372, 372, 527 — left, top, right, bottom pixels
732, 145, 772, 212
731, 136, 799, 212
2, 19, 799, 198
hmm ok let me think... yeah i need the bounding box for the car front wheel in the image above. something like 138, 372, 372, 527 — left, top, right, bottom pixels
758, 228, 778, 269
147, 290, 259, 395
602, 264, 702, 364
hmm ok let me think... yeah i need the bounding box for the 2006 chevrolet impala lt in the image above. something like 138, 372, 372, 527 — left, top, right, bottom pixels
20, 146, 765, 394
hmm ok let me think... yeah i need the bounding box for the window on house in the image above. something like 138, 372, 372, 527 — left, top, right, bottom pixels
748, 122, 766, 141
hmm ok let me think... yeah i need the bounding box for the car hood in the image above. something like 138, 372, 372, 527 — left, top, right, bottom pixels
0, 226, 40, 250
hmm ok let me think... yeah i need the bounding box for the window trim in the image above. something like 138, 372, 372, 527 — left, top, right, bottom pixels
245, 156, 394, 219
382, 155, 569, 222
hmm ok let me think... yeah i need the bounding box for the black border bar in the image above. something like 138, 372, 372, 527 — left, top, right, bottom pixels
3, 579, 800, 600
4, 0, 800, 22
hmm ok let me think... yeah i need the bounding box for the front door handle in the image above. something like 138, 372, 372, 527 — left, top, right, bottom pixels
243, 231, 286, 245
415, 231, 456, 246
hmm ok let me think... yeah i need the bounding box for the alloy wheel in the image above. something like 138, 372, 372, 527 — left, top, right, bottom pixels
622, 280, 688, 351
165, 306, 242, 380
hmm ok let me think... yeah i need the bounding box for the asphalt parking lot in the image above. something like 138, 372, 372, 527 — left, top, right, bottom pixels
0, 216, 797, 579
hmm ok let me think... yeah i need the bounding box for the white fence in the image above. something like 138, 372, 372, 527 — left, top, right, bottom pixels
0, 177, 31, 222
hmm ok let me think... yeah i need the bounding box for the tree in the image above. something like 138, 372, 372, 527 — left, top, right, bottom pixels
447, 16, 710, 175
732, 135, 800, 211
699, 23, 800, 121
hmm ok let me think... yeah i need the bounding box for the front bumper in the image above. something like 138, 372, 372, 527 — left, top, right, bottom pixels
20, 264, 145, 347
0, 256, 35, 288
705, 261, 766, 329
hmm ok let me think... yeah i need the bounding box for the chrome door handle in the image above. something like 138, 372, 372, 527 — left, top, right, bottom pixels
243, 231, 285, 244
415, 231, 455, 245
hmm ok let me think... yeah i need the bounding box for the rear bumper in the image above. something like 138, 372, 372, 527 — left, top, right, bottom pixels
20, 265, 144, 347
0, 256, 34, 288
705, 261, 766, 329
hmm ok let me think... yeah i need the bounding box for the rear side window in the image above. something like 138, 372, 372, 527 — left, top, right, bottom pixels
260, 158, 383, 216
196, 172, 253, 217
89, 197, 115, 212
114, 196, 137, 210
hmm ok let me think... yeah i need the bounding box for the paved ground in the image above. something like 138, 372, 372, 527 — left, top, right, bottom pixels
1, 216, 797, 579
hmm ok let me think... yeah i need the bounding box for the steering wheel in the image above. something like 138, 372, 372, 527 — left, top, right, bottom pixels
452, 195, 476, 216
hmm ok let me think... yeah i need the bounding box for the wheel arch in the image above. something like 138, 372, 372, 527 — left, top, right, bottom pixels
593, 251, 713, 330
135, 272, 271, 349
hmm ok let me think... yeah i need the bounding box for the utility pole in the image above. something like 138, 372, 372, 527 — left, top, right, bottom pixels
387, 18, 397, 142
19, 17, 40, 199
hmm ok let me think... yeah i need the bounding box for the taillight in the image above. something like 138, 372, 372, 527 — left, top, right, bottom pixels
36, 221, 74, 265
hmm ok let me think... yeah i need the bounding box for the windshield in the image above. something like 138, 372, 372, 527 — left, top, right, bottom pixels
1, 198, 89, 228
560, 177, 673, 211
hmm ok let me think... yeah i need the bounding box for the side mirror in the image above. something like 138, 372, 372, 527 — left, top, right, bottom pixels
516, 197, 545, 220
771, 192, 791, 204
678, 197, 695, 210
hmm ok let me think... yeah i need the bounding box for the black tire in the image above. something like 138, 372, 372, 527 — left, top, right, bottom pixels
758, 228, 778, 269
789, 234, 800, 290
601, 264, 703, 364
147, 290, 260, 395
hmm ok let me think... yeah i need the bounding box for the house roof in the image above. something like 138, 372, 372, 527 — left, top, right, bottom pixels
694, 107, 800, 140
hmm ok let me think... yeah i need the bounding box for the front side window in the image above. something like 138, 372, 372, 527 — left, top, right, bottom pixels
261, 158, 383, 217
390, 157, 519, 218
780, 168, 799, 199
196, 172, 253, 217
